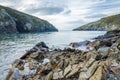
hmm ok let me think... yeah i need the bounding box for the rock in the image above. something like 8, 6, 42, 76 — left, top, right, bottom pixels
99, 39, 112, 47
69, 40, 90, 48
28, 59, 39, 70
35, 42, 49, 49
20, 48, 37, 59
97, 47, 110, 57
57, 59, 64, 69
98, 47, 109, 53
45, 71, 53, 80
12, 59, 24, 68
87, 40, 100, 50
53, 70, 64, 79
6, 30, 120, 80
89, 66, 107, 80
6, 68, 14, 80
110, 44, 119, 54
66, 64, 80, 78
78, 61, 98, 80
84, 58, 95, 68
50, 59, 57, 70
30, 52, 39, 58
64, 65, 72, 76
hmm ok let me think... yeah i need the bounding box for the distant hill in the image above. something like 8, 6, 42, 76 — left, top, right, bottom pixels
73, 14, 120, 31
0, 5, 58, 34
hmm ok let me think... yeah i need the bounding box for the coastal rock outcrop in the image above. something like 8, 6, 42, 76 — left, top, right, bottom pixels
0, 5, 58, 34
6, 30, 120, 80
73, 14, 120, 31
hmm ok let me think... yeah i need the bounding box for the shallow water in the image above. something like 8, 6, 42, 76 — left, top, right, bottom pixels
0, 31, 106, 79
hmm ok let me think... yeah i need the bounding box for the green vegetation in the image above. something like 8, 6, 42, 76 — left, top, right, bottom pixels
73, 14, 120, 31
0, 5, 58, 34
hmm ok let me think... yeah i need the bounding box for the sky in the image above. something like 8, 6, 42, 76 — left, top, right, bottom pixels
0, 0, 120, 30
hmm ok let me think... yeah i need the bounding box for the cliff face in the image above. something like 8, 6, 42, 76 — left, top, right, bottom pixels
0, 5, 58, 34
73, 14, 120, 31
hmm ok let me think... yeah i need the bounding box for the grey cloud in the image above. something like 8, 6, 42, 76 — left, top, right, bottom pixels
26, 6, 64, 15
89, 0, 120, 11
63, 10, 71, 15
85, 14, 107, 18
67, 20, 86, 24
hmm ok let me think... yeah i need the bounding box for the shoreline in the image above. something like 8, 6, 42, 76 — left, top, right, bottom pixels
6, 30, 120, 80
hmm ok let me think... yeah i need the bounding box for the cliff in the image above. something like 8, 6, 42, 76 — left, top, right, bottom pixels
73, 14, 120, 31
0, 5, 58, 34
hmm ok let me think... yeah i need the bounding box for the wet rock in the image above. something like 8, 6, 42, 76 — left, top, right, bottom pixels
12, 59, 25, 68
69, 40, 90, 48
35, 42, 49, 49
64, 48, 75, 52
87, 40, 100, 50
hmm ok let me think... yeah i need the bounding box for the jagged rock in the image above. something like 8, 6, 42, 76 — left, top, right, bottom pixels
84, 58, 95, 68
53, 70, 64, 79
45, 71, 53, 80
30, 52, 39, 58
6, 33, 120, 80
98, 47, 109, 54
69, 40, 90, 48
66, 64, 80, 78
89, 66, 107, 80
87, 40, 100, 50
28, 59, 39, 70
64, 65, 72, 76
12, 59, 24, 68
78, 61, 98, 80
97, 47, 110, 58
35, 42, 49, 49
110, 44, 119, 54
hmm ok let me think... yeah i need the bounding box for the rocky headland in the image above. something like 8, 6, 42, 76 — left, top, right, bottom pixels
6, 30, 120, 80
0, 5, 58, 34
73, 14, 120, 31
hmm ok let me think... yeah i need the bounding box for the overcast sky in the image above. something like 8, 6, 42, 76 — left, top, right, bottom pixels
0, 0, 120, 30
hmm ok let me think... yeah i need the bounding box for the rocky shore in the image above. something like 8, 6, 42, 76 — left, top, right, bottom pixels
6, 30, 120, 80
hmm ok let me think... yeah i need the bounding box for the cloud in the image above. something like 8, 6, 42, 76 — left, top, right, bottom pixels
0, 0, 120, 30
85, 14, 107, 18
26, 7, 64, 15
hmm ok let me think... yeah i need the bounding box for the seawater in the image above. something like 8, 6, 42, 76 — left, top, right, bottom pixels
0, 31, 106, 79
